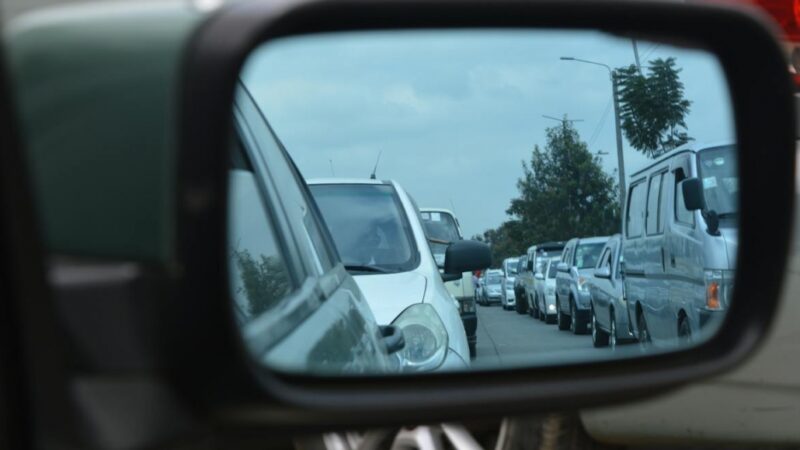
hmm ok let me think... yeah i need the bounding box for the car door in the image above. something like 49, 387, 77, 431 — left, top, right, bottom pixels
591, 245, 613, 331
231, 86, 392, 374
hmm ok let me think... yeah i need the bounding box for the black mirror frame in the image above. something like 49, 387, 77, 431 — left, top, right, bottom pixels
682, 177, 706, 211
176, 0, 795, 431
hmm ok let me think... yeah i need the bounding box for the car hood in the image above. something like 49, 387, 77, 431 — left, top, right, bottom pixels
353, 272, 428, 325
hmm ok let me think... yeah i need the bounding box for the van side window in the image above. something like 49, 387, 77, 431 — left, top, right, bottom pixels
657, 172, 669, 233
674, 170, 695, 226
626, 181, 647, 238
646, 172, 664, 235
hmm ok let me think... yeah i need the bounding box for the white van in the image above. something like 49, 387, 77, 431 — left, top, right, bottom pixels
622, 143, 737, 346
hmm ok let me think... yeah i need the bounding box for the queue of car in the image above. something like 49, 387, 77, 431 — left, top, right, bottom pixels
489, 142, 737, 352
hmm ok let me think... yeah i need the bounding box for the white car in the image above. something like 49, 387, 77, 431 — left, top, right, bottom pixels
534, 257, 560, 324
307, 178, 475, 371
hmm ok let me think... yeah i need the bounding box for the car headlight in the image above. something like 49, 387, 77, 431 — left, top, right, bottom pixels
548, 304, 556, 311
578, 276, 589, 291
392, 303, 448, 372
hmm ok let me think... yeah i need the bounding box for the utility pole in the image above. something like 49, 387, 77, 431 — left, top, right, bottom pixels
611, 71, 626, 209
632, 39, 643, 75
542, 115, 583, 133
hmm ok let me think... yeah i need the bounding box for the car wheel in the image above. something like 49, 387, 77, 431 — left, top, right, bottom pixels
557, 297, 570, 331
571, 298, 589, 334
591, 308, 609, 347
469, 342, 477, 358
531, 296, 539, 318
609, 312, 617, 349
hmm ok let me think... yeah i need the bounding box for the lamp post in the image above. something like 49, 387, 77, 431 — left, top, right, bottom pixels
560, 57, 626, 210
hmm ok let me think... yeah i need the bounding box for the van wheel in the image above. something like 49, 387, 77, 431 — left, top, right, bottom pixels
591, 308, 609, 347
557, 298, 570, 331
678, 316, 691, 344
469, 342, 477, 358
637, 310, 651, 349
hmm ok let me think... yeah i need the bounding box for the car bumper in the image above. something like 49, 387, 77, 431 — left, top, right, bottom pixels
486, 294, 501, 304
439, 347, 469, 370
698, 307, 725, 330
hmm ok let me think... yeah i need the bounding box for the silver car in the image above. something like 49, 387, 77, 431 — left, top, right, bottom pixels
534, 257, 560, 324
588, 235, 635, 347
555, 236, 609, 334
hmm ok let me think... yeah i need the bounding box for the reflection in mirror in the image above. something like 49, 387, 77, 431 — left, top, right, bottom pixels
228, 29, 737, 375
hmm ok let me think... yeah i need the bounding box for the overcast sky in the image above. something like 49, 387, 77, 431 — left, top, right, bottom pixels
242, 30, 734, 239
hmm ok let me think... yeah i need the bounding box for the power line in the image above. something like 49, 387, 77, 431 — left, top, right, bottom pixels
588, 98, 613, 148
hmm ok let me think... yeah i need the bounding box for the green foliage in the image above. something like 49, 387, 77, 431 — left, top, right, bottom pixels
479, 220, 527, 267
504, 120, 620, 249
616, 57, 692, 158
233, 249, 291, 317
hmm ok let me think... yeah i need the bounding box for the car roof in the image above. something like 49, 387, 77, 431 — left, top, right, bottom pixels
629, 141, 735, 178
577, 236, 611, 245
420, 207, 456, 216
307, 178, 388, 186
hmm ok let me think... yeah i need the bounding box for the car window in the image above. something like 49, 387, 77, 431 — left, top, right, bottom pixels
309, 183, 418, 273
421, 211, 461, 261
227, 141, 295, 325
646, 172, 664, 235
626, 181, 647, 238
547, 259, 559, 278
597, 248, 610, 270
697, 145, 739, 217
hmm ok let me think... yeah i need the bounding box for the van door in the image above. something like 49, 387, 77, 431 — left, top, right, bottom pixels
643, 169, 670, 340
623, 179, 647, 337
668, 157, 704, 341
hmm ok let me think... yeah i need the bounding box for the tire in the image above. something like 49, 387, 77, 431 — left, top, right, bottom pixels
557, 297, 570, 331
571, 299, 589, 334
609, 311, 617, 349
637, 309, 650, 349
678, 315, 691, 344
591, 307, 609, 347
531, 295, 539, 319
469, 342, 477, 358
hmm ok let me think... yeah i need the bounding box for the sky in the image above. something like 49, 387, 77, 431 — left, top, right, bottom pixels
241, 29, 734, 239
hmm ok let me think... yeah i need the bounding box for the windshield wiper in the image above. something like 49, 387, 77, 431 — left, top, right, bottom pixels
344, 264, 390, 274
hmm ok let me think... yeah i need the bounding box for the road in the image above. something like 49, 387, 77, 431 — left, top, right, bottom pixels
471, 303, 619, 369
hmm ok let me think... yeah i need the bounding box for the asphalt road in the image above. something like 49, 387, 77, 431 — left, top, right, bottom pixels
471, 303, 619, 369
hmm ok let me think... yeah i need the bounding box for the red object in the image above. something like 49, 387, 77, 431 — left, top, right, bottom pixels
706, 0, 800, 41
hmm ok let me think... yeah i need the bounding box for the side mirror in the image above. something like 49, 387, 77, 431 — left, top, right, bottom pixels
682, 177, 705, 211
594, 267, 611, 279
535, 273, 545, 280
557, 262, 569, 273
444, 240, 491, 276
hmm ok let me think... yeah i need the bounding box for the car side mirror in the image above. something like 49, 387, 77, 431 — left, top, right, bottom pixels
682, 177, 705, 211
557, 262, 569, 273
444, 240, 491, 276
535, 273, 545, 280
594, 267, 611, 279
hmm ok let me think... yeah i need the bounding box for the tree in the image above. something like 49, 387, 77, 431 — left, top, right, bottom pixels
616, 57, 692, 158
479, 220, 527, 267
506, 120, 620, 245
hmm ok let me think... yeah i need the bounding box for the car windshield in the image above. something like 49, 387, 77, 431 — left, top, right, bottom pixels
420, 211, 461, 259
505, 259, 519, 274
575, 242, 605, 269
487, 274, 503, 285
697, 145, 738, 217
309, 184, 417, 272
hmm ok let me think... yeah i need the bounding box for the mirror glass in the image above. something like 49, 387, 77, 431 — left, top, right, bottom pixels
228, 29, 737, 375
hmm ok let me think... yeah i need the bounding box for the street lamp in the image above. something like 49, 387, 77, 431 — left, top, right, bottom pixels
560, 57, 626, 210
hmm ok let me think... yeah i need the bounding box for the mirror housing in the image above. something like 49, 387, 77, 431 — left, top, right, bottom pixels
176, 0, 795, 433
444, 240, 491, 275
682, 177, 705, 211
595, 267, 612, 279
557, 262, 569, 273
